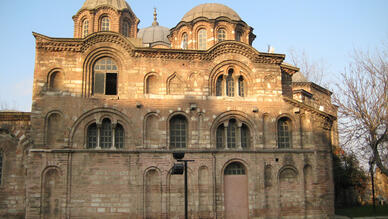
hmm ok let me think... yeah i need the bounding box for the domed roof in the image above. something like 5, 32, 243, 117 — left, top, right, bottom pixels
137, 9, 171, 47
181, 3, 241, 22
81, 0, 130, 11
293, 71, 309, 82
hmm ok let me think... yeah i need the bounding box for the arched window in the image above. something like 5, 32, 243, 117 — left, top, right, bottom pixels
236, 31, 242, 42
241, 124, 250, 148
100, 118, 112, 149
87, 120, 124, 149
198, 29, 207, 50
217, 29, 226, 42
226, 69, 234, 97
87, 123, 97, 148
224, 162, 245, 175
93, 57, 118, 95
170, 115, 187, 148
216, 124, 224, 148
278, 117, 292, 148
216, 75, 223, 96
146, 75, 158, 94
82, 19, 89, 38
115, 124, 124, 148
0, 152, 3, 185
49, 71, 64, 91
101, 16, 110, 31
122, 20, 130, 37
238, 76, 245, 97
181, 33, 188, 49
216, 119, 250, 149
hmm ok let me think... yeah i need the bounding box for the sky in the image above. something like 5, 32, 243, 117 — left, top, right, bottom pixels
0, 0, 387, 111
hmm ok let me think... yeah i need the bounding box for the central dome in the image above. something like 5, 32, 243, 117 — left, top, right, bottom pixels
81, 0, 130, 11
181, 3, 241, 22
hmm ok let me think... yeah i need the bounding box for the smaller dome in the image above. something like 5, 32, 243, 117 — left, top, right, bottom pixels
182, 3, 241, 22
81, 0, 130, 11
137, 9, 171, 47
293, 72, 309, 82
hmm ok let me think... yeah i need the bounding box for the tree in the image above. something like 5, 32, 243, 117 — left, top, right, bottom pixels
287, 48, 328, 87
334, 44, 388, 177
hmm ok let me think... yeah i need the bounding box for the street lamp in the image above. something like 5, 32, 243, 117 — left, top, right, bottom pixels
171, 152, 194, 219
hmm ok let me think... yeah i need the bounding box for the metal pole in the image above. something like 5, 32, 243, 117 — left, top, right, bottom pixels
184, 160, 188, 219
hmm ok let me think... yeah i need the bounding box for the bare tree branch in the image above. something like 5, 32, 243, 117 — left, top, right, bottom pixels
334, 45, 388, 176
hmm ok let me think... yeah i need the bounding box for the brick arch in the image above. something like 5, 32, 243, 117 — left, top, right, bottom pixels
82, 46, 127, 97
69, 107, 136, 148
143, 112, 162, 148
210, 110, 256, 148
144, 72, 160, 95
46, 68, 65, 91
166, 112, 191, 149
44, 110, 64, 147
166, 72, 185, 95
209, 60, 253, 96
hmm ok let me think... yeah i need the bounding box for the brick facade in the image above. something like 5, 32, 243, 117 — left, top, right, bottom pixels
0, 1, 337, 218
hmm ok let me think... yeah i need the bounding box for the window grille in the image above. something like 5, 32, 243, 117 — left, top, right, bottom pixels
241, 124, 250, 148
82, 19, 89, 38
226, 70, 234, 97
115, 124, 124, 149
224, 162, 245, 175
227, 120, 236, 148
216, 75, 223, 96
217, 29, 226, 42
278, 118, 292, 148
238, 76, 245, 97
100, 119, 112, 149
216, 125, 224, 148
170, 115, 187, 148
101, 17, 110, 31
93, 57, 118, 95
182, 33, 188, 49
87, 123, 97, 148
198, 29, 207, 50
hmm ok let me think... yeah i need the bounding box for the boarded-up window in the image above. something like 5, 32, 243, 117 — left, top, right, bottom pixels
146, 75, 159, 94
145, 169, 161, 219
47, 113, 63, 147
146, 115, 159, 148
50, 71, 64, 91
42, 169, 61, 219
280, 168, 302, 216
198, 166, 210, 215
224, 162, 248, 219
168, 75, 184, 95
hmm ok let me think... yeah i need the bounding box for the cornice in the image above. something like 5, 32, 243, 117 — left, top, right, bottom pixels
281, 63, 299, 75
292, 81, 332, 95
33, 32, 284, 64
170, 16, 250, 33
283, 96, 337, 121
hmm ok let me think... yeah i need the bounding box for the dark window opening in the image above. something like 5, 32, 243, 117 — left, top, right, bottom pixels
224, 162, 245, 175
278, 117, 292, 148
87, 123, 97, 148
105, 73, 117, 95
216, 75, 223, 96
170, 115, 187, 148
216, 125, 224, 148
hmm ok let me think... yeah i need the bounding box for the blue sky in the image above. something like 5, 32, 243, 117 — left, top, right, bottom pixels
0, 0, 387, 111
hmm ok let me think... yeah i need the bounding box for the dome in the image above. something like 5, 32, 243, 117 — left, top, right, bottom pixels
81, 0, 130, 11
293, 71, 309, 82
137, 9, 170, 47
181, 3, 241, 22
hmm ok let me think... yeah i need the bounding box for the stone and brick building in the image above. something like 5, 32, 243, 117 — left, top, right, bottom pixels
0, 0, 338, 218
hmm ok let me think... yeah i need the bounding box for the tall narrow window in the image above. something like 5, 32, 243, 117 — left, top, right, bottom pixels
0, 152, 2, 185
226, 69, 234, 97
122, 20, 130, 37
101, 16, 110, 31
87, 123, 97, 148
49, 71, 64, 91
236, 31, 242, 42
216, 125, 224, 148
82, 19, 89, 37
198, 29, 207, 50
181, 33, 188, 49
238, 76, 245, 97
93, 57, 118, 95
115, 124, 124, 148
241, 124, 250, 148
278, 117, 292, 148
217, 29, 226, 42
170, 115, 187, 148
100, 119, 112, 149
216, 75, 223, 96
227, 120, 237, 148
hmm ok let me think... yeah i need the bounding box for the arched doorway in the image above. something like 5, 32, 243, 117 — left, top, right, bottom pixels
224, 162, 248, 219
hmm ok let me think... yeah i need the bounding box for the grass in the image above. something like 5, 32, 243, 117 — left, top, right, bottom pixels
336, 205, 388, 217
